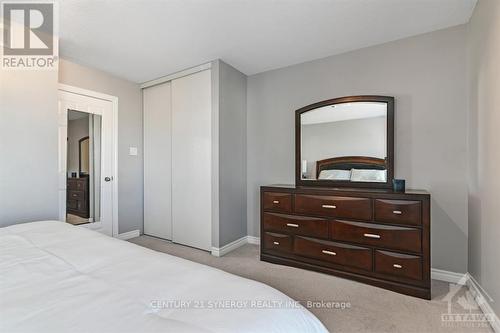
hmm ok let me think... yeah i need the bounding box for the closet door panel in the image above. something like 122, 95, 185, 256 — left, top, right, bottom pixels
143, 82, 172, 239
172, 70, 212, 251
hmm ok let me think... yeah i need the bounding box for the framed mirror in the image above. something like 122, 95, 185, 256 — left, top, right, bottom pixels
79, 136, 90, 175
296, 95, 394, 188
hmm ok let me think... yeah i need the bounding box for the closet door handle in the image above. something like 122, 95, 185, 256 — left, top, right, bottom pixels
322, 204, 336, 209
286, 223, 299, 228
363, 233, 381, 239
322, 250, 337, 256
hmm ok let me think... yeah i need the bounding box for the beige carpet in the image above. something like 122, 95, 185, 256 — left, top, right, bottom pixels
129, 235, 493, 333
66, 214, 90, 225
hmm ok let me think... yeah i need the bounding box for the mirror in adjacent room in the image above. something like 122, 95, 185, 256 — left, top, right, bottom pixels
66, 110, 102, 225
79, 136, 90, 174
296, 96, 394, 188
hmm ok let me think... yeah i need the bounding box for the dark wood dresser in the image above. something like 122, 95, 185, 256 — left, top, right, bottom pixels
260, 185, 431, 299
67, 177, 89, 218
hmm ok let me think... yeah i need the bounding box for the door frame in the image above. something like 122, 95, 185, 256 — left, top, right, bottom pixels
58, 83, 119, 237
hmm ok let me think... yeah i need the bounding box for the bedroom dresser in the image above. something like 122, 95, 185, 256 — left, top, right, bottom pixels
260, 185, 431, 299
67, 177, 89, 218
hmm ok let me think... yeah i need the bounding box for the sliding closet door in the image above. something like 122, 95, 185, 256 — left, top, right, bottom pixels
172, 70, 212, 251
143, 82, 172, 240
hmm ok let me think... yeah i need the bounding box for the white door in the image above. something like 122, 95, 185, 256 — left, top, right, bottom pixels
143, 82, 172, 240
171, 69, 212, 251
58, 90, 115, 236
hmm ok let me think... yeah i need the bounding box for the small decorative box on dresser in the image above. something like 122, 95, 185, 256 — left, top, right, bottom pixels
260, 185, 431, 299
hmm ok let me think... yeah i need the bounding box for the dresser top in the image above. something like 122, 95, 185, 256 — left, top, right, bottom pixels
261, 184, 430, 196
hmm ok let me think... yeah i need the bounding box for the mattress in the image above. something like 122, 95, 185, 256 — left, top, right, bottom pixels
0, 221, 327, 333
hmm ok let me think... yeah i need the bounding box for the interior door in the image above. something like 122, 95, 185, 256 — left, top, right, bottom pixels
143, 82, 172, 240
171, 69, 212, 251
58, 90, 114, 236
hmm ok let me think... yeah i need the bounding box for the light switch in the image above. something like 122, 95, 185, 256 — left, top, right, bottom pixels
129, 146, 138, 156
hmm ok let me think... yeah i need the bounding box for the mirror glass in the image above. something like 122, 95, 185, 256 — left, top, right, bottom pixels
67, 110, 102, 225
300, 101, 388, 182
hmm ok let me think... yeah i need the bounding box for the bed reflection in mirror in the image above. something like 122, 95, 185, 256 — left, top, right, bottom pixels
300, 101, 387, 182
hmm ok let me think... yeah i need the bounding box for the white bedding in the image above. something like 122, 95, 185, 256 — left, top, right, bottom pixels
0, 221, 327, 333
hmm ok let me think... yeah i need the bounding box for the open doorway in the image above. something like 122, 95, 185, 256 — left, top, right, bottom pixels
66, 110, 102, 225
58, 85, 117, 237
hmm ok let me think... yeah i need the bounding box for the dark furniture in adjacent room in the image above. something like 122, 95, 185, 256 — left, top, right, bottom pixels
67, 177, 89, 218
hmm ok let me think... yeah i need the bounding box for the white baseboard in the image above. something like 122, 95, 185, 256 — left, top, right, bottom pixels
211, 236, 248, 257
116, 229, 140, 240
246, 236, 260, 245
211, 236, 260, 257
431, 268, 468, 284
466, 274, 500, 333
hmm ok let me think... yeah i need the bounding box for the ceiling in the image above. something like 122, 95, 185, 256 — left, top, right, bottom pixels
60, 0, 477, 83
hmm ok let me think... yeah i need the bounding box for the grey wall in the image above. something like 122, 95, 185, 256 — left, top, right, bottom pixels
302, 116, 386, 179
218, 60, 247, 246
0, 70, 59, 226
67, 116, 89, 175
467, 0, 500, 317
59, 59, 143, 234
247, 26, 468, 273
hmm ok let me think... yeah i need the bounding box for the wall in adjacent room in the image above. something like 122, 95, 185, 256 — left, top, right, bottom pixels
59, 59, 143, 234
67, 116, 89, 175
247, 25, 468, 273
467, 0, 500, 318
0, 70, 59, 226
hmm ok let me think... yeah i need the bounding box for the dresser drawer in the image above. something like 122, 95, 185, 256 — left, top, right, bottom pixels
68, 190, 84, 201
263, 212, 328, 238
67, 179, 87, 191
263, 232, 292, 253
294, 236, 372, 271
67, 180, 77, 190
67, 199, 79, 210
375, 250, 422, 280
375, 199, 421, 226
295, 194, 372, 220
262, 192, 292, 213
331, 220, 421, 253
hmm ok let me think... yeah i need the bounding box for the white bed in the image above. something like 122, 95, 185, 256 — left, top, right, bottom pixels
0, 221, 327, 333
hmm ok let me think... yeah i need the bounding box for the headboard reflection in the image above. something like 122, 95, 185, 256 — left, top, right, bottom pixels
316, 156, 387, 178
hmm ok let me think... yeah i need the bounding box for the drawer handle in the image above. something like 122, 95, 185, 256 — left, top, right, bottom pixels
322, 204, 337, 209
321, 250, 337, 256
393, 210, 402, 215
363, 233, 381, 239
72, 194, 77, 197
273, 241, 280, 245
286, 223, 299, 228
272, 200, 280, 204
393, 264, 403, 269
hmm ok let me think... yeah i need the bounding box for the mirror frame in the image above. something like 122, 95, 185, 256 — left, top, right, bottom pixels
295, 95, 394, 189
